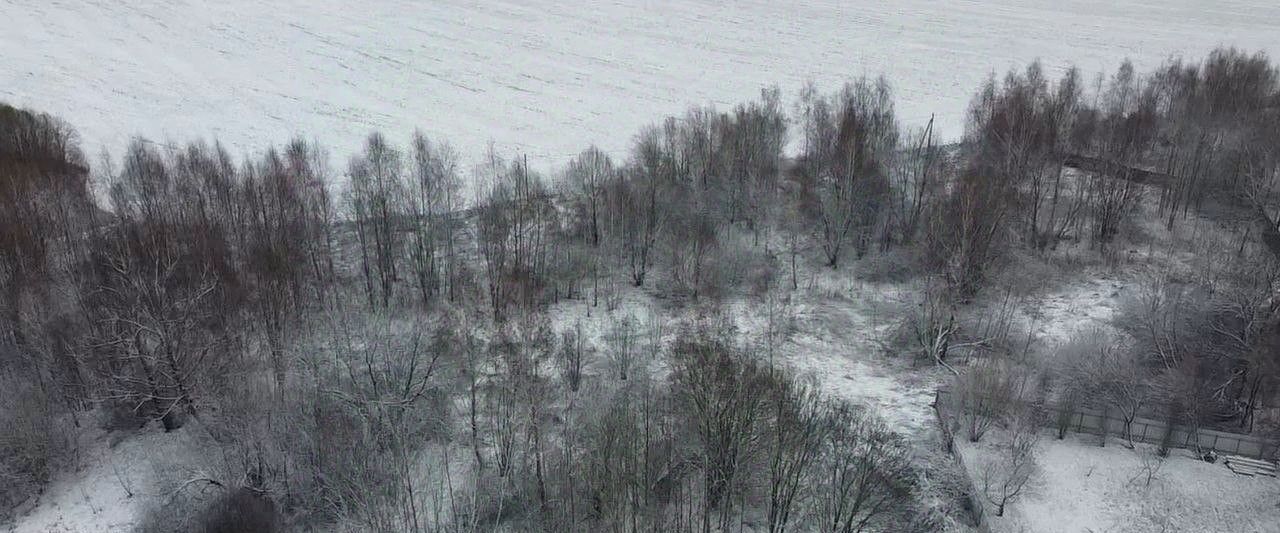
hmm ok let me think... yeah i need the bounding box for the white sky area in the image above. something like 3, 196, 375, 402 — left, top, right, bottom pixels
3, 0, 1278, 173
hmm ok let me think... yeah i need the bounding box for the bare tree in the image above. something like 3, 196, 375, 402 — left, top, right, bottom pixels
0, 103, 92, 407
927, 65, 1107, 293
607, 311, 638, 381
890, 116, 943, 246
1130, 447, 1165, 488
687, 89, 788, 234
580, 378, 677, 531
1122, 274, 1197, 372
764, 371, 824, 533
583, 390, 644, 529
926, 166, 1012, 298
558, 319, 587, 392
666, 200, 720, 299
965, 63, 1089, 250
488, 352, 521, 479
642, 306, 666, 362
347, 133, 405, 308
760, 290, 795, 368
284, 139, 337, 302
442, 306, 486, 469
777, 185, 808, 290
405, 131, 461, 307
796, 79, 898, 268
911, 278, 958, 373
92, 242, 221, 430
981, 414, 1039, 517
242, 142, 330, 388
613, 131, 666, 287
566, 146, 614, 248
670, 321, 771, 532
1050, 335, 1102, 439
1148, 50, 1277, 228
956, 360, 1029, 442
1077, 338, 1152, 449
476, 151, 557, 320
301, 313, 446, 532
89, 139, 244, 430
518, 313, 556, 508
814, 401, 914, 533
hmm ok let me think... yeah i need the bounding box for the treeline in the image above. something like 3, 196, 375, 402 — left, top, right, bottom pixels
1, 47, 1278, 531
0, 89, 933, 531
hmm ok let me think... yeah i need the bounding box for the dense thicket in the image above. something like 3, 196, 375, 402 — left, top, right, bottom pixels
2, 47, 1279, 530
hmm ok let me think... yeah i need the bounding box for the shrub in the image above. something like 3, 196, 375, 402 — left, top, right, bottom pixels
195, 488, 279, 533
135, 487, 279, 533
956, 360, 1031, 442
97, 401, 150, 432
0, 371, 73, 521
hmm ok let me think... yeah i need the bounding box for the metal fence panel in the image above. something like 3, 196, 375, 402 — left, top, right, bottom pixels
935, 389, 1278, 461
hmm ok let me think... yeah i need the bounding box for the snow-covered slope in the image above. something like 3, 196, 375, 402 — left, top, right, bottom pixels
3, 0, 1278, 169
8, 420, 216, 533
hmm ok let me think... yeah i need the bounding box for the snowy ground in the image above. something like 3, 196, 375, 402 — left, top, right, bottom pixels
957, 431, 1280, 533
4, 0, 1279, 169
539, 274, 939, 438
995, 177, 1248, 362
7, 418, 217, 533
737, 277, 942, 437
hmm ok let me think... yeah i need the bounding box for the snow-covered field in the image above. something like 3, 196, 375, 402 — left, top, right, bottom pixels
4, 0, 1279, 169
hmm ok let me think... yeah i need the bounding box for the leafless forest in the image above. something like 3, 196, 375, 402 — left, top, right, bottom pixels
2, 48, 1279, 532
